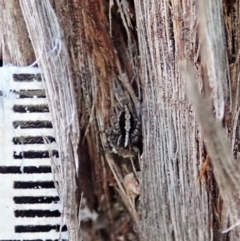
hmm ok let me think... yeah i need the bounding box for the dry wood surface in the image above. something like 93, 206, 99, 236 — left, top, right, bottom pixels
1, 0, 240, 240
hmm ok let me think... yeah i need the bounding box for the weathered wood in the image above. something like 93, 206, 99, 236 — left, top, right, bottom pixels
135, 0, 220, 240
20, 0, 141, 240
0, 0, 34, 65
20, 1, 82, 240
181, 60, 240, 240
135, 0, 240, 240
2, 0, 240, 240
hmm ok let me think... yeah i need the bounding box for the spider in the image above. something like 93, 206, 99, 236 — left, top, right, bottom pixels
106, 105, 142, 158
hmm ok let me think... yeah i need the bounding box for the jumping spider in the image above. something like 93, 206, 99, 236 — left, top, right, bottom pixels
106, 105, 142, 158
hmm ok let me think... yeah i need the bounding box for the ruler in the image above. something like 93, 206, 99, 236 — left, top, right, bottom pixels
0, 66, 68, 240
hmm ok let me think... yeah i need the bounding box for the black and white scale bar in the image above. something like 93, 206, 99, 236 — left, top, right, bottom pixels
12, 136, 55, 144
0, 66, 68, 240
11, 89, 46, 98
13, 150, 59, 159
15, 225, 67, 233
0, 166, 51, 174
15, 209, 61, 217
12, 121, 53, 129
13, 73, 42, 82
14, 196, 60, 204
0, 240, 68, 241
13, 105, 49, 113
14, 181, 55, 189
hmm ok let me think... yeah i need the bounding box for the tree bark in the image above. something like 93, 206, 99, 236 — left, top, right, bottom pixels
0, 0, 34, 65
2, 0, 240, 240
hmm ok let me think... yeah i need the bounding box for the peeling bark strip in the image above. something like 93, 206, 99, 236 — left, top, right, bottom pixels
181, 60, 240, 227
20, 1, 81, 240
199, 0, 228, 120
